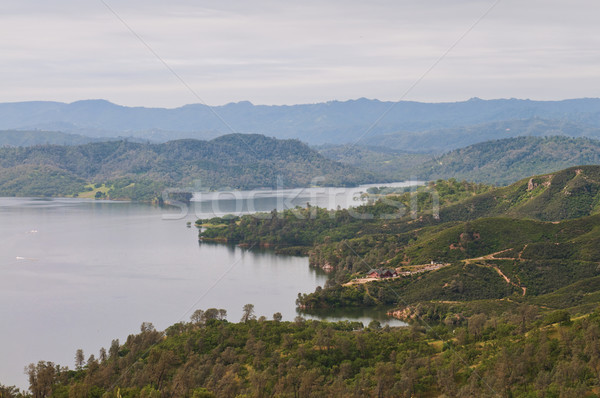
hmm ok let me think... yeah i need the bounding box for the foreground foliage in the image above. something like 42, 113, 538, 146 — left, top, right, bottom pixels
8, 307, 600, 398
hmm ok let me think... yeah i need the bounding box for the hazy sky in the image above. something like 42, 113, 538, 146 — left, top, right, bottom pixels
1, 0, 599, 107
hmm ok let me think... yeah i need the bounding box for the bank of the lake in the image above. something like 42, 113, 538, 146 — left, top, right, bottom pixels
0, 186, 412, 389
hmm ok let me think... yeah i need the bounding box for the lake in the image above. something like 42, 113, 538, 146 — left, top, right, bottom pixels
0, 182, 414, 389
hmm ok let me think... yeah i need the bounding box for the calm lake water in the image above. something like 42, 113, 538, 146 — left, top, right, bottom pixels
0, 183, 413, 389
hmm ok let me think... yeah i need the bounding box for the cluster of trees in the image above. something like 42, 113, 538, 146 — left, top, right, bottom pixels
6, 305, 600, 397
0, 165, 87, 197
0, 134, 373, 201
199, 206, 363, 252
198, 179, 494, 251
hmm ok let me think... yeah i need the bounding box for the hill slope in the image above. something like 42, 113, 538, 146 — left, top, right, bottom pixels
0, 134, 373, 200
198, 165, 600, 314
316, 144, 433, 181
427, 165, 600, 222
405, 136, 600, 185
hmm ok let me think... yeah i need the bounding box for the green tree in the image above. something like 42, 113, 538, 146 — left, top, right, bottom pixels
241, 304, 256, 323
75, 349, 85, 370
190, 309, 205, 325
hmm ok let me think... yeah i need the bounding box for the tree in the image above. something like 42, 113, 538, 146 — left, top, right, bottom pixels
190, 309, 205, 325
26, 361, 56, 398
75, 349, 85, 370
140, 322, 155, 332
204, 308, 220, 321
273, 312, 283, 322
369, 320, 382, 330
241, 304, 256, 322
468, 314, 487, 339
0, 383, 25, 398
99, 347, 107, 363
375, 362, 396, 398
109, 339, 120, 360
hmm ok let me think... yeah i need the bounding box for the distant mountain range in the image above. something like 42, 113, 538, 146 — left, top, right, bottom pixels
2, 97, 600, 145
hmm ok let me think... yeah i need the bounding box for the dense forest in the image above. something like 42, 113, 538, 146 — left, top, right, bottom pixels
4, 305, 600, 397
3, 131, 600, 202
320, 135, 600, 186
0, 134, 373, 200
410, 136, 600, 185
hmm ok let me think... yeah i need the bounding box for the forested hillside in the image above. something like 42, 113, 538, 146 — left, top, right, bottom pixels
7, 308, 600, 397
398, 136, 600, 185
319, 136, 600, 186
316, 144, 432, 181
0, 134, 373, 200
200, 166, 600, 315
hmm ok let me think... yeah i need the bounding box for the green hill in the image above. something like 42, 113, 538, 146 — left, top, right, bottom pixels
0, 134, 374, 200
409, 136, 600, 185
316, 144, 433, 181
438, 165, 600, 222
318, 136, 600, 187
14, 308, 600, 397
198, 165, 600, 315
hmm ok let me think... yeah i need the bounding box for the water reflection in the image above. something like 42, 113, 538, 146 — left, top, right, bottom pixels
299, 307, 407, 327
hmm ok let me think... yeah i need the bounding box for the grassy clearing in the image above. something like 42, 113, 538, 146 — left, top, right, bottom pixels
77, 183, 112, 199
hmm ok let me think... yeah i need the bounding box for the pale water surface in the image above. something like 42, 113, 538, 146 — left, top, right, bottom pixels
0, 183, 413, 389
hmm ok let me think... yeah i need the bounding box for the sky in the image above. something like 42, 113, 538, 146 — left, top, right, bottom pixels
1, 0, 599, 108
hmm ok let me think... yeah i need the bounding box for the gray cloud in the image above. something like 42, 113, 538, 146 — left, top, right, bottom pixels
0, 0, 599, 107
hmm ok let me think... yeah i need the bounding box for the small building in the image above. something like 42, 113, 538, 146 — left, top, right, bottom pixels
366, 268, 398, 279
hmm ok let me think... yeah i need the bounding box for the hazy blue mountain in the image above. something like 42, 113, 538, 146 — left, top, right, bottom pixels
363, 118, 600, 153
2, 98, 600, 144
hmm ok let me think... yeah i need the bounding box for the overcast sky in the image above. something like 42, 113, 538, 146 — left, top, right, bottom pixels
1, 0, 599, 107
